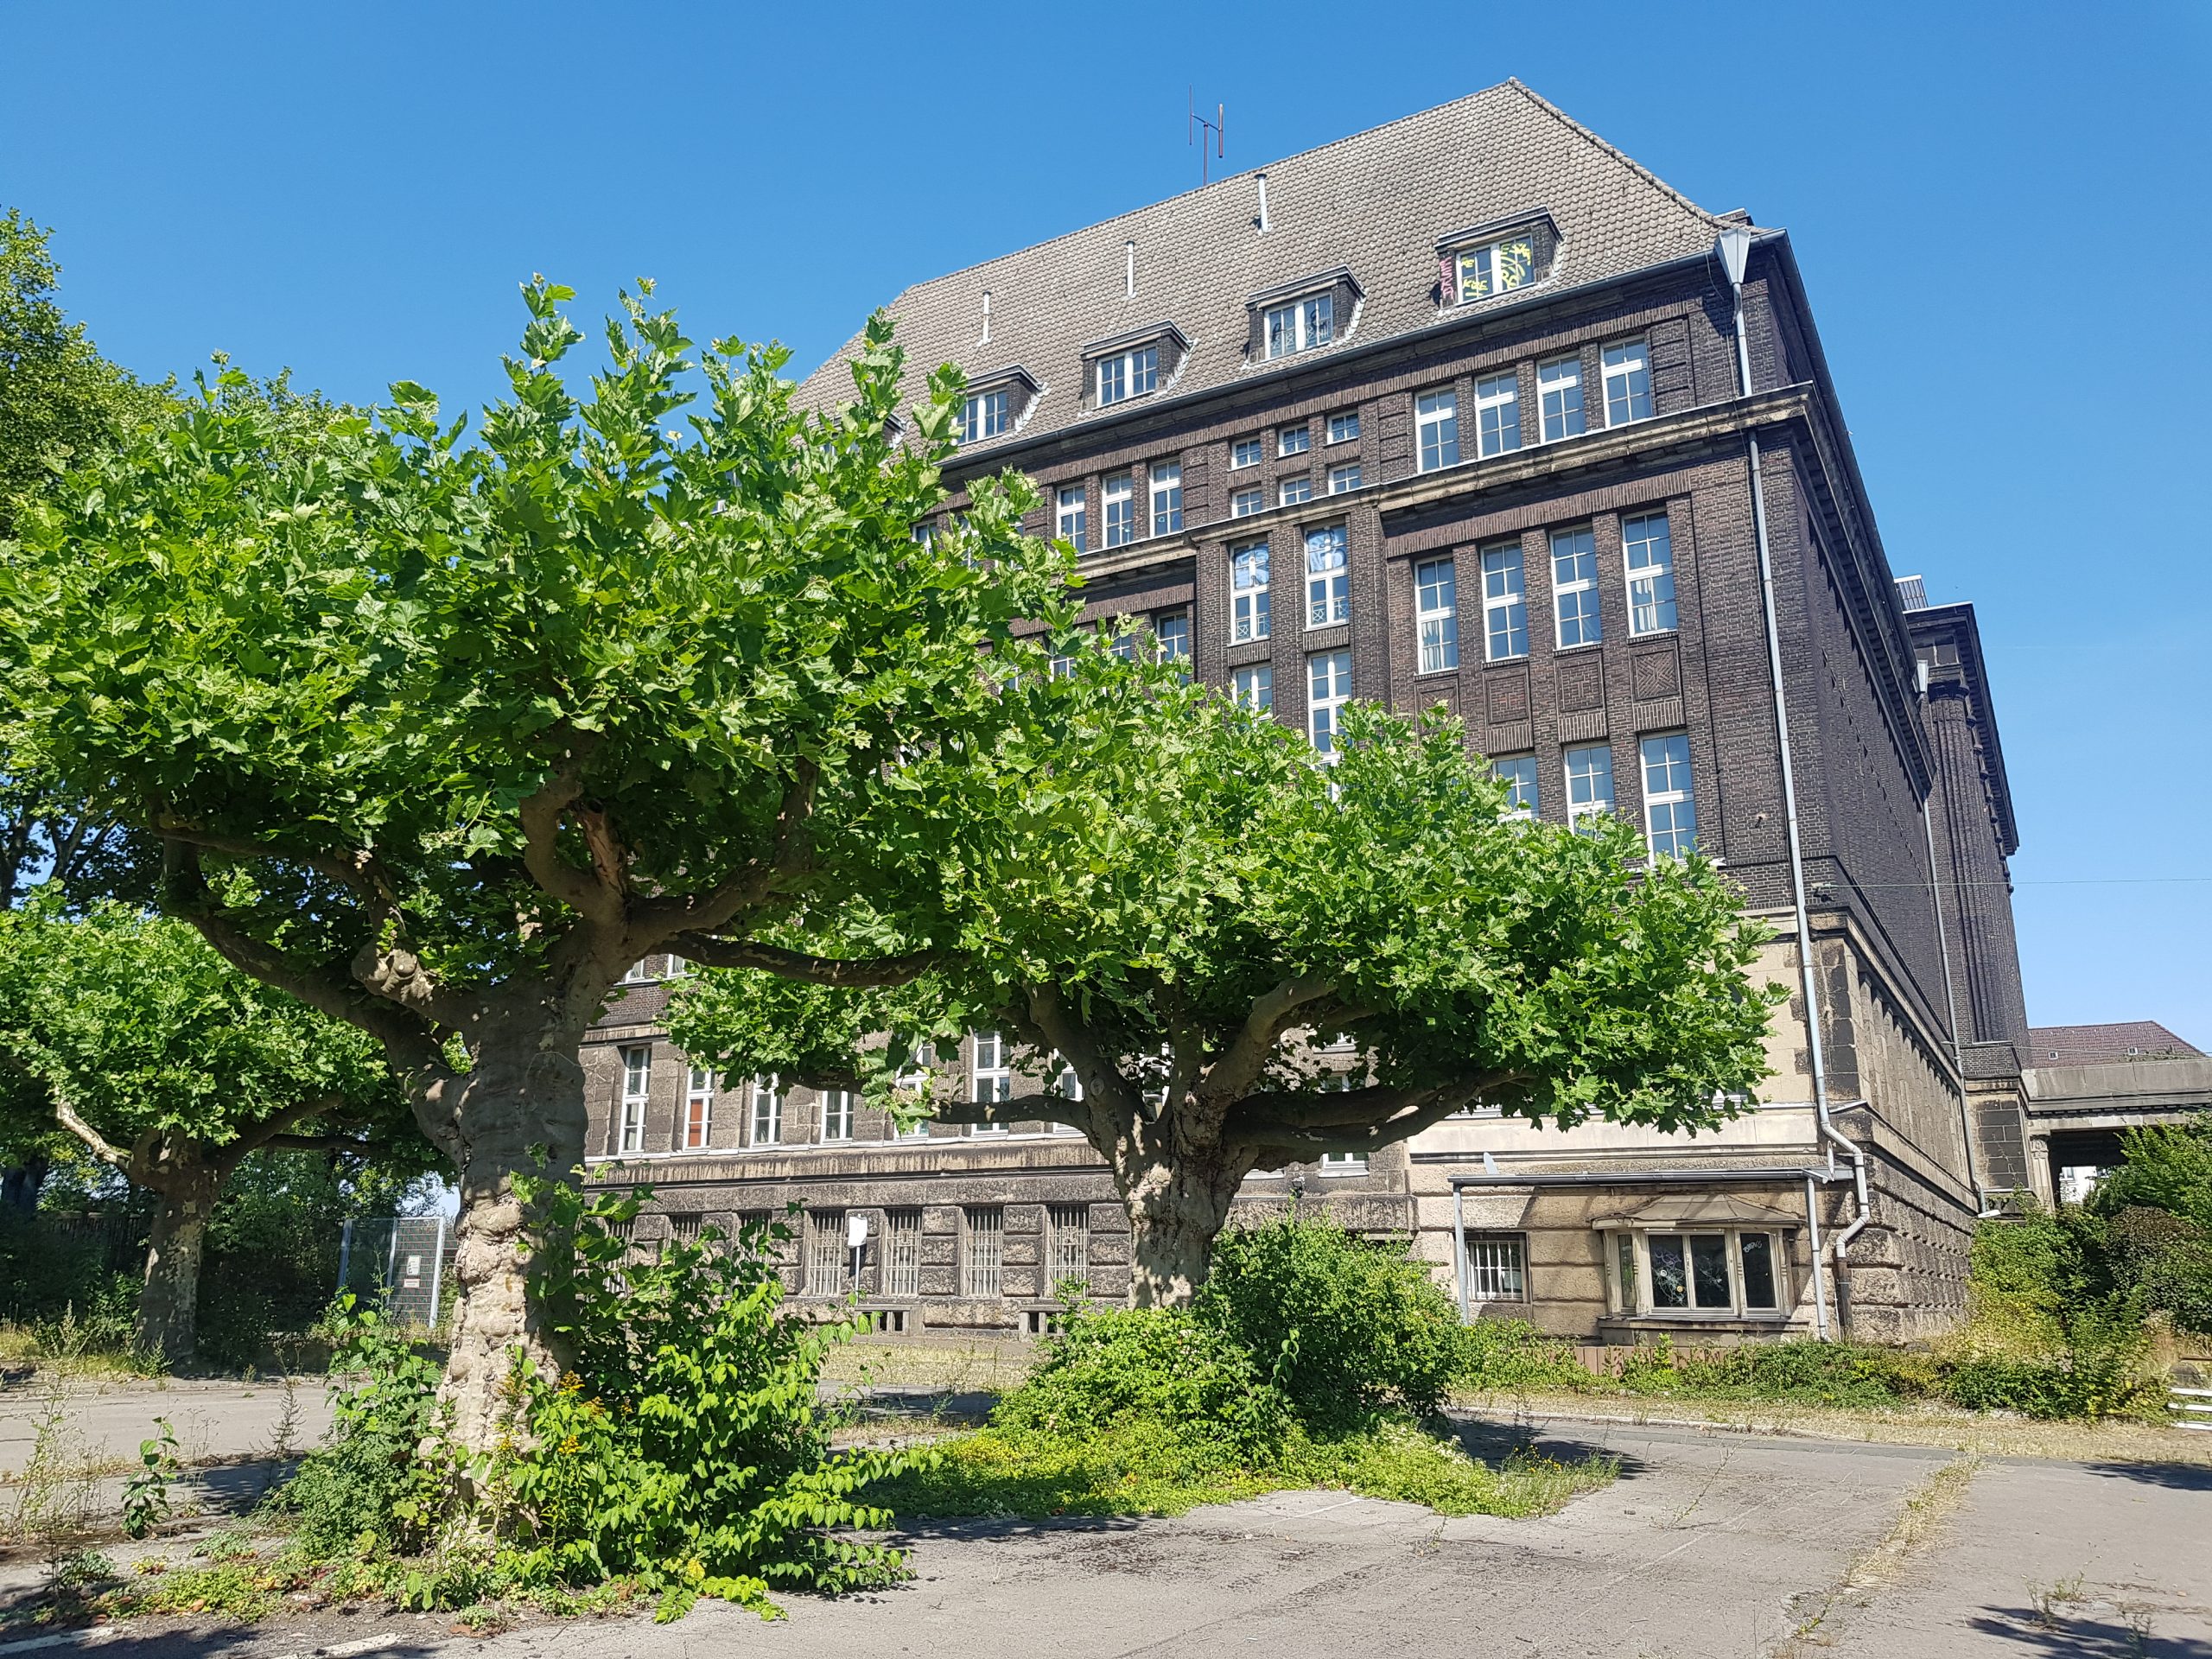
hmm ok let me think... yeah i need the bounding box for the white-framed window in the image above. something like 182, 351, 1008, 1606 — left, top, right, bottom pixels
1232, 664, 1273, 711
891, 1041, 934, 1141
1264, 291, 1333, 359
749, 1074, 783, 1146
1279, 475, 1313, 507
1641, 734, 1698, 860
820, 1089, 855, 1143
1107, 627, 1140, 663
1481, 543, 1529, 661
969, 1030, 1010, 1135
911, 521, 937, 549
1231, 487, 1264, 518
1415, 556, 1459, 673
1319, 1150, 1368, 1176
884, 1208, 922, 1298
1475, 372, 1521, 457
1416, 390, 1459, 472
619, 1046, 651, 1154
1603, 340, 1653, 426
1552, 527, 1602, 649
1096, 344, 1158, 407
621, 960, 654, 984
1305, 524, 1349, 628
1492, 755, 1538, 817
804, 1210, 846, 1297
1617, 1230, 1786, 1317
1624, 511, 1676, 635
1538, 355, 1586, 442
1279, 423, 1311, 458
1154, 613, 1191, 674
1327, 410, 1360, 443
1150, 461, 1183, 536
963, 1205, 1005, 1297
1047, 1203, 1090, 1282
1230, 540, 1271, 642
1102, 473, 1135, 549
1307, 649, 1353, 754
1453, 233, 1536, 302
1047, 1052, 1084, 1134
1327, 461, 1362, 494
1464, 1232, 1528, 1300
664, 954, 689, 978
960, 388, 1010, 445
1056, 485, 1087, 553
1231, 436, 1263, 469
683, 1064, 713, 1150
1565, 744, 1615, 830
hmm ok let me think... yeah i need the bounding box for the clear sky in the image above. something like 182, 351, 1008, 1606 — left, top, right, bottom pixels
7, 1, 2209, 1044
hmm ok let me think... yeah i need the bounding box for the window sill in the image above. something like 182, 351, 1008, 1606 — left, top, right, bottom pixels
1627, 627, 1679, 642
1414, 664, 1461, 679
1483, 653, 1530, 668
1553, 641, 1605, 656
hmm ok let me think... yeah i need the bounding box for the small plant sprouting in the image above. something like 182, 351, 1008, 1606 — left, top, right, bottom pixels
121, 1417, 181, 1540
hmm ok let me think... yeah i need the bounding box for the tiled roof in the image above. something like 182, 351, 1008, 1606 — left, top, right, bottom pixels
2025, 1022, 2203, 1065
798, 79, 1739, 444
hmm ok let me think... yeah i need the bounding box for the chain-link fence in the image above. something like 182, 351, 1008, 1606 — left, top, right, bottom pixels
337, 1214, 456, 1327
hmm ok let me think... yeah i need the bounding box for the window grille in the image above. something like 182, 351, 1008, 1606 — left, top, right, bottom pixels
804, 1211, 846, 1298
884, 1209, 922, 1298
963, 1206, 1004, 1298
1047, 1204, 1090, 1283
1464, 1233, 1527, 1300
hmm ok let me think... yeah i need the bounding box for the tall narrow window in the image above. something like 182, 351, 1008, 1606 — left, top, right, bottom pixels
1416, 390, 1459, 472
1464, 1234, 1527, 1300
804, 1211, 845, 1297
1739, 1233, 1779, 1309
1475, 372, 1521, 456
749, 1075, 783, 1146
1565, 744, 1615, 830
962, 1206, 1005, 1297
1481, 544, 1529, 661
1232, 664, 1273, 711
959, 388, 1010, 444
683, 1065, 713, 1150
1624, 512, 1676, 635
1305, 524, 1349, 627
1047, 1204, 1090, 1284
1154, 613, 1191, 674
619, 1046, 650, 1154
1538, 355, 1586, 441
1552, 527, 1602, 648
1603, 340, 1653, 426
1492, 755, 1538, 817
1641, 734, 1698, 859
884, 1209, 922, 1298
1150, 461, 1183, 535
1415, 556, 1459, 673
969, 1031, 1010, 1135
1264, 292, 1333, 359
1101, 473, 1135, 549
820, 1089, 855, 1142
1056, 485, 1087, 553
1307, 650, 1353, 754
1230, 540, 1271, 642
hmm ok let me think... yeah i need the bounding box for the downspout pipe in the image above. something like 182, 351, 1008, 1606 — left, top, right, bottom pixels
1716, 227, 1864, 1338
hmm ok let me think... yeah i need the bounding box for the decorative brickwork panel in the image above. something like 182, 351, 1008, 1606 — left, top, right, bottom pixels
1485, 664, 1530, 724
1556, 656, 1605, 712
1630, 645, 1681, 701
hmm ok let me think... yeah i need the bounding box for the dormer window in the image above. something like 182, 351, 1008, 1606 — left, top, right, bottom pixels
1436, 213, 1560, 308
1096, 345, 1159, 406
1081, 324, 1187, 413
1454, 234, 1536, 302
960, 388, 1009, 444
1264, 292, 1333, 359
1247, 269, 1362, 365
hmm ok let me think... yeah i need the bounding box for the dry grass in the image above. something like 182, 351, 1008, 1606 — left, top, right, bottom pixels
1773, 1453, 1982, 1655
819, 1336, 1036, 1398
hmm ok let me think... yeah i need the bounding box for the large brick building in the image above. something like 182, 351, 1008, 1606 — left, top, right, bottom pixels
582, 81, 2055, 1345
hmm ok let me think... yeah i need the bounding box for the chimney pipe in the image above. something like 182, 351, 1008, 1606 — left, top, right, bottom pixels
980, 288, 991, 346
1125, 238, 1135, 300
1255, 170, 1270, 233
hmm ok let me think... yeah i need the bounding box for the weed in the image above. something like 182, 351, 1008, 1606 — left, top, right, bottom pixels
120, 1417, 181, 1540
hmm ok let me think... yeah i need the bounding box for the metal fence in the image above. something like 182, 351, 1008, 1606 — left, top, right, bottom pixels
337, 1215, 456, 1327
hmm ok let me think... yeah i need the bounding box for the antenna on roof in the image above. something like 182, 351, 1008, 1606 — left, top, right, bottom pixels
1189, 88, 1224, 186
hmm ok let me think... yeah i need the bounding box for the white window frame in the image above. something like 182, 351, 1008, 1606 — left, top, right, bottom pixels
891, 1041, 934, 1141
1279, 475, 1313, 507
1624, 511, 1676, 635
969, 1030, 1010, 1136
1464, 1232, 1528, 1301
1492, 755, 1538, 818
1453, 233, 1536, 302
1263, 291, 1333, 359
1230, 487, 1264, 518
1230, 540, 1271, 643
749, 1074, 784, 1147
1230, 436, 1263, 469
1616, 1230, 1788, 1319
1603, 339, 1654, 426
1481, 543, 1529, 662
1326, 410, 1360, 444
1055, 485, 1087, 553
1278, 423, 1312, 458
1150, 461, 1183, 536
1327, 461, 1362, 495
1319, 1150, 1368, 1177
1565, 743, 1615, 830
1474, 372, 1521, 457
1046, 1053, 1084, 1135
621, 960, 654, 985
1538, 354, 1586, 442
962, 1205, 1005, 1298
1154, 613, 1191, 672
1552, 527, 1602, 649
1306, 649, 1353, 755
1304, 524, 1349, 629
1232, 664, 1273, 711
1095, 344, 1158, 408
820, 1088, 855, 1143
1415, 389, 1459, 472
683, 1064, 713, 1151
1415, 556, 1459, 674
960, 387, 1010, 445
1641, 733, 1698, 860
619, 1046, 651, 1154
1101, 473, 1135, 549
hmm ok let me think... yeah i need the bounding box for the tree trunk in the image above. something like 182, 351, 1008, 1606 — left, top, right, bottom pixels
435, 1026, 589, 1457
1116, 1135, 1249, 1307
137, 1168, 220, 1367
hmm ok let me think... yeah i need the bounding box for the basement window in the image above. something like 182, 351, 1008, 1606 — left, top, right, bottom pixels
1599, 1201, 1795, 1318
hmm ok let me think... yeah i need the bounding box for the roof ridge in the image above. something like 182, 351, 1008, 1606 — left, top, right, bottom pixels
1500, 78, 1724, 231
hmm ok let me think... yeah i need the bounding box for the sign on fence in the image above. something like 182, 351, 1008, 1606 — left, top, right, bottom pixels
338, 1215, 455, 1326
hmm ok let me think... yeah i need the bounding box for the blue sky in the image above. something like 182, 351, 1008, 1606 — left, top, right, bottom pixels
7, 1, 2209, 1042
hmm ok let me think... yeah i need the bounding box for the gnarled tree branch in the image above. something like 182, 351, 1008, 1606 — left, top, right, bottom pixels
668, 937, 939, 988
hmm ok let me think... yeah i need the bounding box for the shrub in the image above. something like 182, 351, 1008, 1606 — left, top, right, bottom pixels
1452, 1318, 1589, 1393
1198, 1217, 1459, 1424
2107, 1206, 2212, 1337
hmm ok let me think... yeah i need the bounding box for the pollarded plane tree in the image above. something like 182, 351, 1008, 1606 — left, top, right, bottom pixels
674, 688, 1786, 1304
0, 284, 1081, 1446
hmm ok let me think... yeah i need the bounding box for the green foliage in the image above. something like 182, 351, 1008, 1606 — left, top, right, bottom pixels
2092, 1114, 2212, 1336
1452, 1318, 1592, 1393
119, 1418, 180, 1539
1197, 1217, 1460, 1424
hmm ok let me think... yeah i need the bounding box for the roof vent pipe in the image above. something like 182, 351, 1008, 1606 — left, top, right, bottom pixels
1125, 238, 1135, 300
980, 288, 991, 346
1255, 170, 1270, 233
